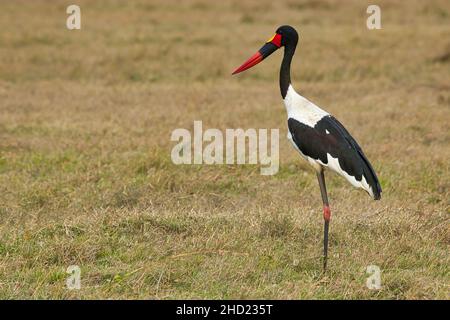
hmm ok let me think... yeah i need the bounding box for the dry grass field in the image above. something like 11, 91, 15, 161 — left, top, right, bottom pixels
0, 0, 449, 299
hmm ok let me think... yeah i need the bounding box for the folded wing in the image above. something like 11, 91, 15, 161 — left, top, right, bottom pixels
288, 116, 382, 200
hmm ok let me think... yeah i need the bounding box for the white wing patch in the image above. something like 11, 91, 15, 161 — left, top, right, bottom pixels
284, 85, 374, 196
287, 130, 374, 197
283, 85, 328, 127
320, 154, 373, 197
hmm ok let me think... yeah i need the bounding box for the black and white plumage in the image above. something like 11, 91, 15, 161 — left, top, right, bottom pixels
233, 25, 382, 270
285, 85, 382, 200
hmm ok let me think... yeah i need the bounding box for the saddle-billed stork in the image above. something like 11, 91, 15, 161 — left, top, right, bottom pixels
232, 25, 382, 270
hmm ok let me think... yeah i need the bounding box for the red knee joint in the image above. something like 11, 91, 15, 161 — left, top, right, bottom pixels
323, 205, 331, 222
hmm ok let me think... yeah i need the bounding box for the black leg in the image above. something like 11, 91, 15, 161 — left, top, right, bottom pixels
316, 169, 331, 271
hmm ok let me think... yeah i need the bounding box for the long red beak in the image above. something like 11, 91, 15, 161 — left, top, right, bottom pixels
232, 34, 282, 75
232, 52, 263, 75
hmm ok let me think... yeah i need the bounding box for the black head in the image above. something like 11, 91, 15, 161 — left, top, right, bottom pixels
232, 25, 299, 75
275, 25, 299, 48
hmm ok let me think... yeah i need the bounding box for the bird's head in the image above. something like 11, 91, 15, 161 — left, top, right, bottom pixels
232, 25, 299, 75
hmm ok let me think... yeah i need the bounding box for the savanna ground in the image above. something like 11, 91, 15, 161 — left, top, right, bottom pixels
0, 0, 449, 299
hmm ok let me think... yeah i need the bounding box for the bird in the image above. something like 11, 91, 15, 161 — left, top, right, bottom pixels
232, 25, 382, 270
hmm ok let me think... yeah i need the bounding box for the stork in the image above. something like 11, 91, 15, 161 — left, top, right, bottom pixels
232, 25, 382, 270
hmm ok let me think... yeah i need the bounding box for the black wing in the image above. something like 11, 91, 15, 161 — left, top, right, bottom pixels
288, 116, 381, 200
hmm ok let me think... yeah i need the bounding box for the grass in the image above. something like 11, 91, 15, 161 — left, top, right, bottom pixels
0, 0, 449, 299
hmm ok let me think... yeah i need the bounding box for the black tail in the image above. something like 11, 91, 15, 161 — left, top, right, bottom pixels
357, 149, 382, 200
328, 116, 382, 200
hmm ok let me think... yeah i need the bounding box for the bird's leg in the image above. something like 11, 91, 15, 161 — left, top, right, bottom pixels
316, 169, 331, 271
